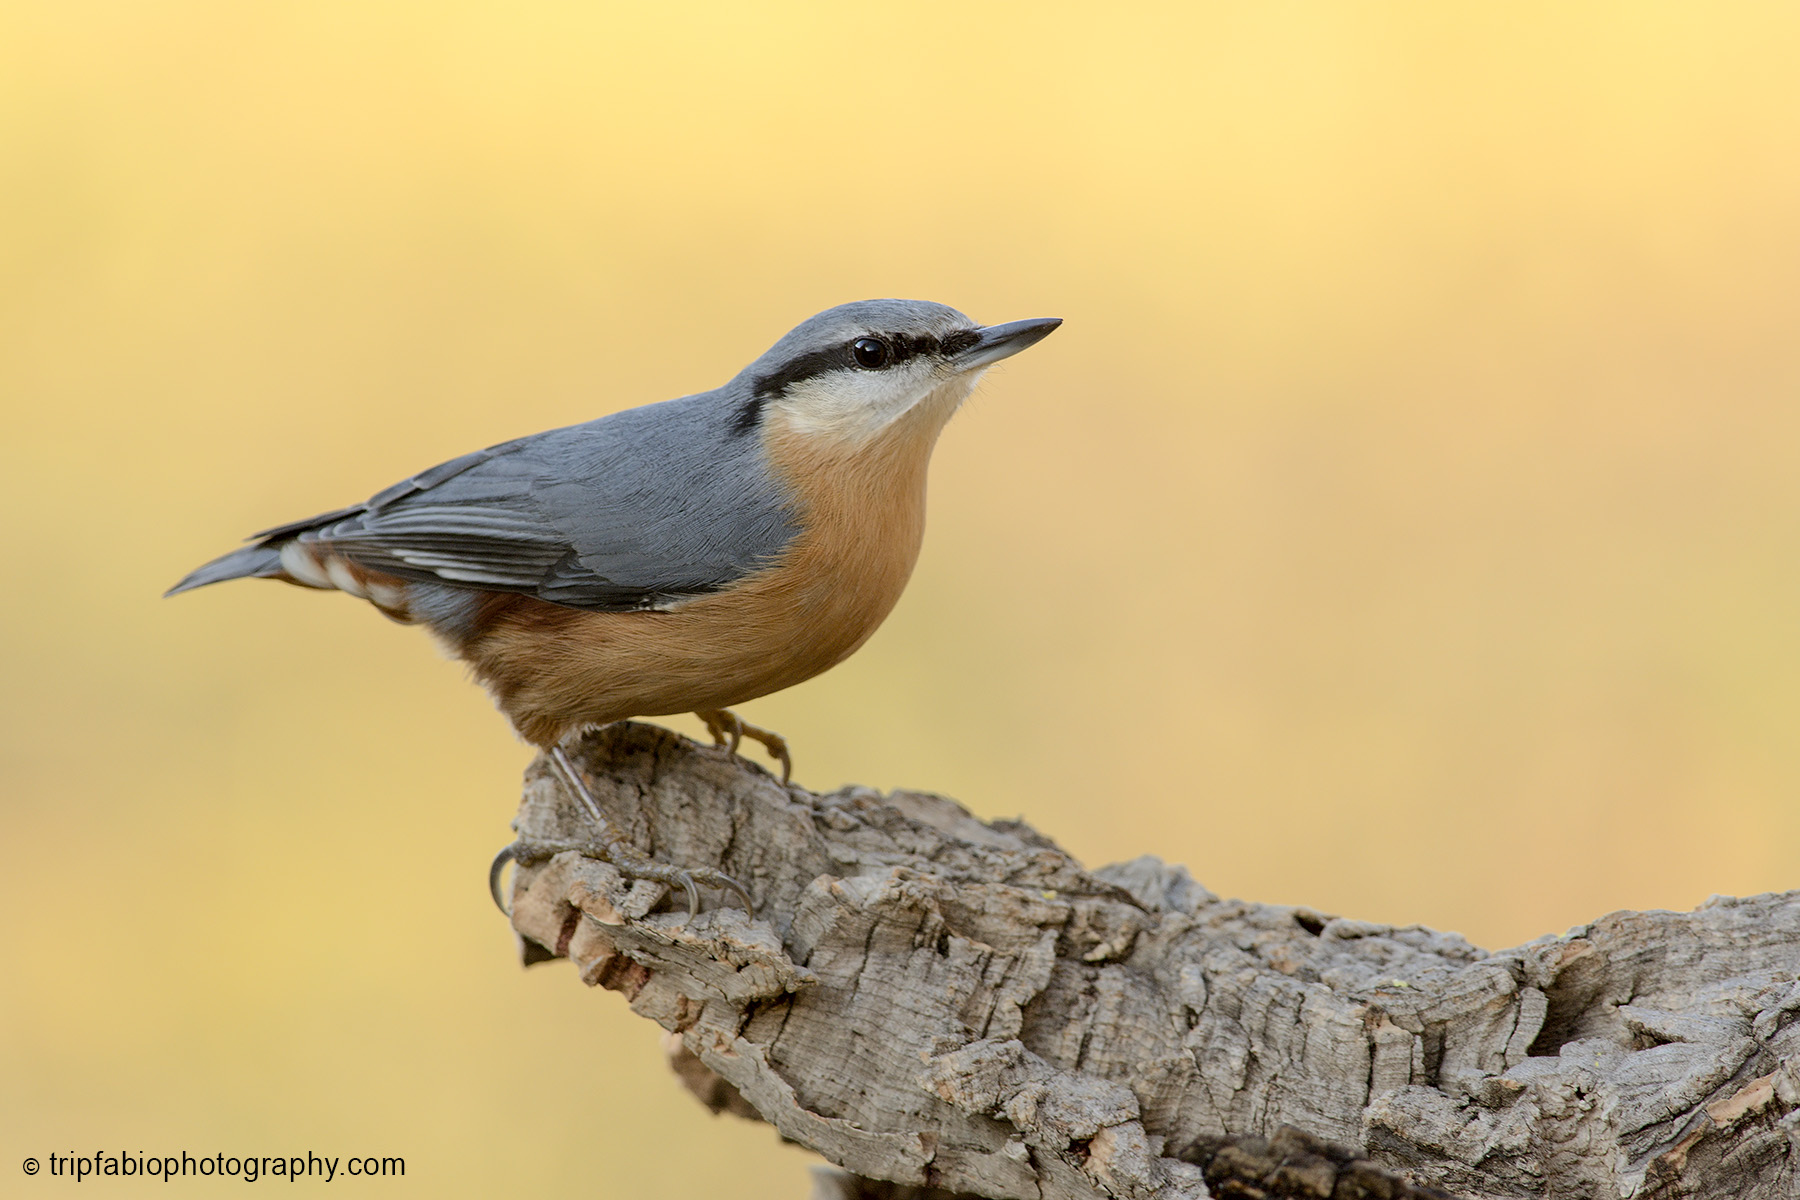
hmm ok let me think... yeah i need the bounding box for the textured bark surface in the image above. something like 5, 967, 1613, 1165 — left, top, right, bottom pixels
501, 723, 1800, 1200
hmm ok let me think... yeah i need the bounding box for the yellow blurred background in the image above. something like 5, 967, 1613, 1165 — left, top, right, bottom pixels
4, 2, 1798, 1194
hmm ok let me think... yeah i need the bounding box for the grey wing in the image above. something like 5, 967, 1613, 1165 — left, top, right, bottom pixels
279, 394, 799, 611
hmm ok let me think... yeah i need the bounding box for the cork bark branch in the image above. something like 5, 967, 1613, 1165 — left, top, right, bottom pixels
500, 723, 1800, 1200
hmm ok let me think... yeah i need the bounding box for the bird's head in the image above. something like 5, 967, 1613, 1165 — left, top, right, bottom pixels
735, 299, 1060, 447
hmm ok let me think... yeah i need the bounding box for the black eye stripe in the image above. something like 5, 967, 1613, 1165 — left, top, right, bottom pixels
731, 396, 766, 435
748, 328, 977, 404
750, 346, 856, 402
939, 329, 981, 357
884, 332, 948, 362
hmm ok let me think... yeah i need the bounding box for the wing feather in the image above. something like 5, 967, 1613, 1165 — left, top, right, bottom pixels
257, 390, 798, 612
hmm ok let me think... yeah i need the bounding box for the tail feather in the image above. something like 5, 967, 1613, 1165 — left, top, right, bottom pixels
165, 543, 287, 597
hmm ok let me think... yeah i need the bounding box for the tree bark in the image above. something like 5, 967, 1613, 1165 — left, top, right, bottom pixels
501, 723, 1800, 1200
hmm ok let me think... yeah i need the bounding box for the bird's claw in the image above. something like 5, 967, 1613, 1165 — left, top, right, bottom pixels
615, 859, 753, 927
488, 836, 753, 926
679, 866, 754, 918
695, 708, 792, 783
489, 842, 519, 915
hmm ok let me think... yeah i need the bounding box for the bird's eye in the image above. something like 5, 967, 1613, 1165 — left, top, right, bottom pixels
851, 337, 891, 369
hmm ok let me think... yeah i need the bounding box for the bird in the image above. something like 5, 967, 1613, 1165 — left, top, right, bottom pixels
169, 298, 1061, 916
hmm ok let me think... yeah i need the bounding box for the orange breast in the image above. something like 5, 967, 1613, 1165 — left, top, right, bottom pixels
455, 397, 952, 747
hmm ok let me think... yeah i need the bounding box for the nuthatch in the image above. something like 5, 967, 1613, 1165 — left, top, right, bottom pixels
170, 299, 1060, 914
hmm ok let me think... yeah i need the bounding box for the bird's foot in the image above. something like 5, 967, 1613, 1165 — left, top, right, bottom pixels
489, 743, 752, 924
490, 835, 751, 924
694, 708, 792, 783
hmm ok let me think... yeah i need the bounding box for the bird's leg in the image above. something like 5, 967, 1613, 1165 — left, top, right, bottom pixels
489, 744, 751, 923
693, 708, 791, 783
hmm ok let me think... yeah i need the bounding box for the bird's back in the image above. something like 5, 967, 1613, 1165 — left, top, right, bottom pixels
169, 384, 801, 615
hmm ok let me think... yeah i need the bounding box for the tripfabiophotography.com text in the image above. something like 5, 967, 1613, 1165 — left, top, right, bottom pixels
24, 1151, 403, 1182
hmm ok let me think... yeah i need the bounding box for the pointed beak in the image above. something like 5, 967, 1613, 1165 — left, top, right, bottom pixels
953, 317, 1063, 371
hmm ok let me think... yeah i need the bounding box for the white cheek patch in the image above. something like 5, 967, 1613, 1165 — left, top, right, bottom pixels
776, 364, 972, 445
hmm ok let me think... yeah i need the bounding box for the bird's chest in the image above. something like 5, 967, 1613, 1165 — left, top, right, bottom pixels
457, 394, 951, 735
721, 435, 932, 673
